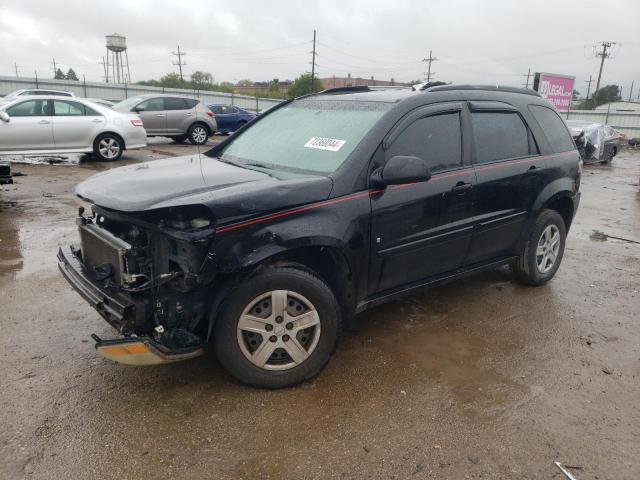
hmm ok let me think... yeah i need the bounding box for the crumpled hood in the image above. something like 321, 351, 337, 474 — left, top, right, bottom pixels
75, 155, 334, 223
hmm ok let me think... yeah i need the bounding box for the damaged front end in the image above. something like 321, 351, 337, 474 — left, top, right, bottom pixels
58, 204, 218, 364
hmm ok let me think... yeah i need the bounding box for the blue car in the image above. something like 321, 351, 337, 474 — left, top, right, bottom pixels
207, 104, 255, 134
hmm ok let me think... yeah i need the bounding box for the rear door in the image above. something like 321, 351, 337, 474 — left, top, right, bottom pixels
369, 103, 476, 294
0, 99, 54, 151
51, 100, 104, 149
464, 102, 543, 265
136, 97, 166, 134
164, 97, 194, 134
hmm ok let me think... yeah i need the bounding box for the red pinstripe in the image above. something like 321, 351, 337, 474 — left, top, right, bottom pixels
215, 151, 576, 234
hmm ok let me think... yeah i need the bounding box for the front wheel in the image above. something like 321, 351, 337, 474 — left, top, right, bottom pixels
188, 124, 209, 145
511, 209, 567, 286
93, 134, 123, 161
214, 267, 341, 388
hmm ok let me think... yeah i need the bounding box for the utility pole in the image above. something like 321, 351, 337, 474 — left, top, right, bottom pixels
522, 68, 531, 88
593, 41, 615, 109
51, 57, 58, 76
629, 80, 635, 102
422, 50, 437, 82
584, 75, 593, 102
100, 57, 109, 83
13, 63, 19, 77
172, 45, 187, 81
310, 29, 317, 93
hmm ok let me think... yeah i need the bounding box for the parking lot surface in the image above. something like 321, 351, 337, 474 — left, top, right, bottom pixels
1, 145, 639, 479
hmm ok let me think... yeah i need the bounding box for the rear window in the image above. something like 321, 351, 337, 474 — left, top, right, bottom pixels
471, 112, 534, 163
165, 97, 190, 110
217, 99, 390, 174
528, 105, 575, 153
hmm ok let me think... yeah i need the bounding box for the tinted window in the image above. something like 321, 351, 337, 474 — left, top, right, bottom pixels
53, 100, 85, 116
164, 97, 189, 110
388, 112, 462, 172
211, 105, 234, 114
528, 105, 575, 153
138, 97, 164, 111
184, 99, 198, 109
6, 100, 49, 116
471, 112, 531, 163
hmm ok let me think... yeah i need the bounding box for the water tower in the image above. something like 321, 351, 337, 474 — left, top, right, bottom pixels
105, 33, 131, 83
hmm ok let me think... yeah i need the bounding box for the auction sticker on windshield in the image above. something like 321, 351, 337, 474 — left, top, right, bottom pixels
304, 137, 346, 152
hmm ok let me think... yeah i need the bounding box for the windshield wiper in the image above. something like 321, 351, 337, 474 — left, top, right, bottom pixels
243, 162, 272, 170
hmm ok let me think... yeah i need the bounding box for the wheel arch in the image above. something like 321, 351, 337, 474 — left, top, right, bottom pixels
93, 130, 126, 150
190, 120, 212, 135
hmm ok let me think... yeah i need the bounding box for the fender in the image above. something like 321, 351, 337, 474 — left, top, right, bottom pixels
531, 177, 577, 215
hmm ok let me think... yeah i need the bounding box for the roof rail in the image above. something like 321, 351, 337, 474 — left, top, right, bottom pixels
320, 85, 371, 95
425, 84, 541, 97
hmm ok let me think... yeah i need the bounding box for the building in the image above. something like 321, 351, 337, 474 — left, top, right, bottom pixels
320, 75, 409, 89
594, 101, 640, 113
233, 81, 292, 96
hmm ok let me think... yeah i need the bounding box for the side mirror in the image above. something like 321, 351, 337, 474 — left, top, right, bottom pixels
0, 111, 9, 123
371, 155, 432, 186
133, 106, 145, 113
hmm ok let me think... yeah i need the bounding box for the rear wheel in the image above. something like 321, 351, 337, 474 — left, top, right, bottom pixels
511, 209, 567, 286
214, 267, 341, 388
93, 133, 123, 161
188, 123, 209, 145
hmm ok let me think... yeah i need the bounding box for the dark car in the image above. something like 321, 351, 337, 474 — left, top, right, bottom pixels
58, 85, 581, 388
566, 120, 622, 164
207, 104, 255, 134
0, 161, 12, 184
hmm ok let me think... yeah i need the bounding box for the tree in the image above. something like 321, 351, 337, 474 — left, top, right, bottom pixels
65, 68, 79, 81
572, 89, 581, 101
287, 73, 323, 98
191, 71, 213, 88
236, 79, 253, 86
54, 68, 66, 80
592, 84, 621, 107
159, 72, 187, 88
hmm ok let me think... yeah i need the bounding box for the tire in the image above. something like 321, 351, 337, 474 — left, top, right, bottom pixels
93, 133, 123, 161
511, 209, 567, 286
188, 123, 209, 145
170, 135, 187, 143
214, 267, 341, 388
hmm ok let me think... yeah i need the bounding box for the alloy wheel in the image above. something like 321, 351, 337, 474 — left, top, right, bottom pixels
98, 138, 120, 159
236, 290, 321, 371
192, 126, 207, 144
536, 224, 561, 273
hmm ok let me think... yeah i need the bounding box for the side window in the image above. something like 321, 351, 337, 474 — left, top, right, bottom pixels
210, 105, 224, 114
184, 99, 198, 109
228, 106, 239, 114
387, 112, 463, 173
53, 100, 85, 116
471, 112, 532, 163
164, 97, 189, 110
528, 105, 575, 153
138, 97, 164, 111
6, 100, 49, 117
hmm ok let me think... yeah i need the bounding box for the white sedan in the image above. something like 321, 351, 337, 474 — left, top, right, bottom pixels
0, 96, 146, 161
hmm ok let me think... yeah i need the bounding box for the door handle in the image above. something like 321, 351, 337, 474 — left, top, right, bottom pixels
451, 182, 473, 194
91, 118, 102, 123
186, 113, 193, 116
527, 165, 542, 174
38, 120, 50, 124
156, 114, 166, 117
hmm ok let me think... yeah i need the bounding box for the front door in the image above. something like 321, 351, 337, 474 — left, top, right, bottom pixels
51, 100, 104, 149
0, 99, 54, 151
464, 103, 544, 265
136, 97, 166, 134
369, 103, 476, 294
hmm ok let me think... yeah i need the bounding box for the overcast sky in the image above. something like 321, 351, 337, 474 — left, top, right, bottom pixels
1, 0, 639, 97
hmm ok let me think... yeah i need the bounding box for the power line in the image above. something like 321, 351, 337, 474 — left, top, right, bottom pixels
422, 50, 437, 82
172, 45, 187, 81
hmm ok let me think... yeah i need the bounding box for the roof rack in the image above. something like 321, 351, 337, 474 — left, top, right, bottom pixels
425, 84, 541, 97
319, 85, 413, 95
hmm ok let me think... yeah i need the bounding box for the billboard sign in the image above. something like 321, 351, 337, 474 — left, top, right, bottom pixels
533, 72, 575, 112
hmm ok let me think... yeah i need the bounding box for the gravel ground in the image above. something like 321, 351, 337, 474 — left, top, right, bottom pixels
1, 143, 639, 479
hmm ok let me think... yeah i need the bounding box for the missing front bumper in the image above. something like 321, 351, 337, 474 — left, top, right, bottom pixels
93, 335, 204, 366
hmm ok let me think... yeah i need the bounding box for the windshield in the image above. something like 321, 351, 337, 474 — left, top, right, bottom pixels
112, 97, 144, 112
216, 99, 390, 174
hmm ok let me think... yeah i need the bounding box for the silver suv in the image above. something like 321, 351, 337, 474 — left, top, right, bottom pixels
112, 94, 217, 145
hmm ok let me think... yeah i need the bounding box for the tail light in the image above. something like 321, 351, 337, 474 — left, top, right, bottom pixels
207, 111, 214, 118
131, 118, 144, 127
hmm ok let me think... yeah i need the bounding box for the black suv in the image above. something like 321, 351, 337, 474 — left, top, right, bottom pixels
58, 85, 581, 388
